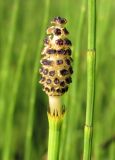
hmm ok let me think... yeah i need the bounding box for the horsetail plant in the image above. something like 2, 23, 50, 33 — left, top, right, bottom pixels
83, 0, 96, 159
39, 17, 73, 160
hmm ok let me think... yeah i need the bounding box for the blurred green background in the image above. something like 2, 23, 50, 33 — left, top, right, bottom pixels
0, 0, 115, 160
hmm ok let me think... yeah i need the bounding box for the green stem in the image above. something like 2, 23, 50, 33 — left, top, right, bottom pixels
88, 0, 96, 50
83, 0, 96, 159
62, 0, 86, 159
48, 96, 64, 160
48, 114, 63, 160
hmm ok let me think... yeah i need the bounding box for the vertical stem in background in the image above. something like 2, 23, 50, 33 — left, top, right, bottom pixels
83, 0, 96, 159
88, 0, 96, 50
0, 0, 19, 130
24, 0, 50, 160
94, 1, 112, 159
2, 44, 27, 160
62, 0, 86, 159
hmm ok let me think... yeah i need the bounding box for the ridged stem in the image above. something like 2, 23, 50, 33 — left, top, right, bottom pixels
83, 51, 95, 160
83, 0, 96, 159
48, 96, 64, 160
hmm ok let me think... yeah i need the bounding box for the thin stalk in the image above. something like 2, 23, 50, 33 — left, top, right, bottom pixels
83, 0, 96, 159
48, 96, 64, 160
2, 43, 27, 160
24, 0, 50, 159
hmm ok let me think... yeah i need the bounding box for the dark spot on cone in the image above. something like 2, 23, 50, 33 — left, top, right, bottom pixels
65, 59, 70, 65
60, 69, 69, 76
56, 88, 61, 93
42, 59, 52, 65
40, 77, 45, 82
47, 49, 56, 54
60, 81, 65, 87
63, 28, 69, 34
46, 79, 52, 84
57, 59, 63, 65
64, 38, 72, 46
49, 70, 55, 76
57, 49, 66, 55
39, 67, 43, 73
43, 68, 48, 75
51, 87, 55, 92
69, 67, 73, 74
65, 48, 71, 55
65, 77, 72, 84
45, 87, 50, 92
56, 39, 63, 45
54, 78, 59, 84
53, 17, 67, 24
54, 28, 61, 35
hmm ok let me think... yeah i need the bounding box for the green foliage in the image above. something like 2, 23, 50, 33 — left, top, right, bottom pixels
0, 0, 115, 160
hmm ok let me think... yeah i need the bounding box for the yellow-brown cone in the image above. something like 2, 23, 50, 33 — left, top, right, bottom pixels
39, 17, 73, 96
